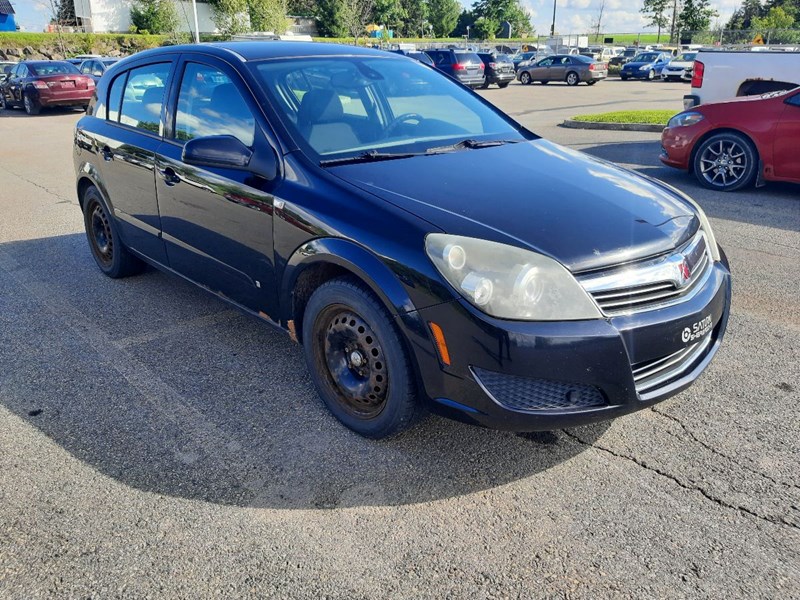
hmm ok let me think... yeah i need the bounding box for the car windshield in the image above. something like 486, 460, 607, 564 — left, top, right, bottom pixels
28, 62, 80, 76
253, 56, 524, 160
624, 50, 637, 56
674, 53, 697, 61
633, 53, 660, 62
494, 54, 511, 62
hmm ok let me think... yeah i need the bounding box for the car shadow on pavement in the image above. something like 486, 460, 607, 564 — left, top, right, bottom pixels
0, 106, 85, 119
0, 233, 608, 510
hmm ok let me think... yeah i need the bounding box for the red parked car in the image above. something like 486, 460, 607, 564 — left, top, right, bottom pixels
660, 87, 800, 191
0, 60, 95, 115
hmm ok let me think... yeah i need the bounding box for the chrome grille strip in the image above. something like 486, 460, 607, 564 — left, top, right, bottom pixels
634, 334, 713, 393
578, 231, 713, 316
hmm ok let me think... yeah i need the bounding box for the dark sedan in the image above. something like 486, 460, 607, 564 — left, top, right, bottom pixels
73, 42, 730, 438
0, 60, 95, 114
517, 54, 607, 86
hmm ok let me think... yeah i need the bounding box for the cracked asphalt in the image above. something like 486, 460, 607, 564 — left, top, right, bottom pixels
1, 79, 799, 599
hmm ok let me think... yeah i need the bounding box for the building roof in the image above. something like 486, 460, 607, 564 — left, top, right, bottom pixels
0, 0, 14, 15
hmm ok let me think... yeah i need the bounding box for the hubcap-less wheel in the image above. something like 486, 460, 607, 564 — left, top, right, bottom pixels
698, 138, 749, 188
319, 307, 388, 419
566, 72, 578, 86
89, 202, 114, 267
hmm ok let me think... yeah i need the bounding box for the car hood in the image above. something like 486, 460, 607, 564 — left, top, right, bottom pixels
329, 139, 697, 272
666, 60, 693, 68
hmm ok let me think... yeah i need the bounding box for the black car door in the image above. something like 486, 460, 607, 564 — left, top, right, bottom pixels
82, 59, 176, 264
6, 64, 25, 104
154, 54, 279, 316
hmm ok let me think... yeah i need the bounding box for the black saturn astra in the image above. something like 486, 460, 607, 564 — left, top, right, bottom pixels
73, 42, 731, 438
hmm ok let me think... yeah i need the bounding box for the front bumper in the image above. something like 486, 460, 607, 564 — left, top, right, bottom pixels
407, 255, 731, 431
660, 121, 708, 170
487, 71, 515, 84
621, 68, 654, 79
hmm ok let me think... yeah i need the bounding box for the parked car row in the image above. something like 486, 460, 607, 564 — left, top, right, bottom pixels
0, 60, 95, 115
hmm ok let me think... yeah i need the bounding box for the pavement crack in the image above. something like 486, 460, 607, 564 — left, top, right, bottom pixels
650, 407, 800, 492
0, 163, 72, 203
562, 429, 800, 532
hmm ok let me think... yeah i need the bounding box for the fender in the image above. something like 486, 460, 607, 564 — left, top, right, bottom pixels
75, 159, 113, 214
281, 237, 446, 403
281, 237, 418, 321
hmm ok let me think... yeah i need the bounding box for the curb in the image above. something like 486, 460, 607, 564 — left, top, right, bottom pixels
560, 119, 665, 133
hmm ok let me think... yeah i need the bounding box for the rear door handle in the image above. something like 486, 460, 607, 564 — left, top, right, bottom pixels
160, 167, 181, 186
101, 146, 113, 161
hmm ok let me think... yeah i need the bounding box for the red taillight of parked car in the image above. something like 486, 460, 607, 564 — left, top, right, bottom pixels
452, 63, 465, 70
33, 80, 48, 89
691, 60, 704, 88
589, 63, 595, 71
478, 62, 485, 69
489, 62, 497, 69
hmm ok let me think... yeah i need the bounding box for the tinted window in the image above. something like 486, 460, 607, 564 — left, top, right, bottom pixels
538, 58, 553, 66
18, 65, 29, 77
456, 53, 481, 65
28, 62, 80, 76
787, 92, 800, 107
634, 53, 659, 62
675, 53, 697, 61
119, 63, 170, 133
495, 54, 511, 62
175, 63, 255, 146
573, 55, 593, 63
107, 72, 126, 122
80, 61, 93, 74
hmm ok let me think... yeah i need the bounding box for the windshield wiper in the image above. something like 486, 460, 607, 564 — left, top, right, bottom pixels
425, 138, 523, 154
320, 150, 422, 167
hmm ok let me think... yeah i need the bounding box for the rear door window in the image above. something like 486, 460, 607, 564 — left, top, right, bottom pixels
118, 63, 171, 134
174, 62, 255, 146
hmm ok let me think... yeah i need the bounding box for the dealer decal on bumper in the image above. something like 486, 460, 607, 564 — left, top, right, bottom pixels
682, 315, 713, 343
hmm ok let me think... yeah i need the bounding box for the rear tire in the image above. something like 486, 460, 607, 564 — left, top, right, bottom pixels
566, 71, 579, 86
82, 185, 145, 278
620, 75, 628, 81
23, 92, 40, 115
519, 71, 532, 85
498, 81, 510, 88
0, 93, 6, 110
302, 277, 423, 439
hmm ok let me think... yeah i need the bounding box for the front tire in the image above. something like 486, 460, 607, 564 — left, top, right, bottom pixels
693, 132, 758, 192
23, 92, 40, 115
302, 277, 422, 439
647, 69, 655, 81
82, 185, 145, 278
566, 71, 579, 86
620, 74, 628, 81
519, 71, 532, 85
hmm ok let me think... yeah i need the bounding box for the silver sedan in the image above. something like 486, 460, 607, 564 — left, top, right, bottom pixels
517, 54, 608, 86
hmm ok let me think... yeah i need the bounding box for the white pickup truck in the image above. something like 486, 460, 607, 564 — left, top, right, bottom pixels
684, 49, 800, 109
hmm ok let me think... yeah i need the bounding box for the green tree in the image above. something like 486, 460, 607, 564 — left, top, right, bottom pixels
401, 0, 428, 37
287, 0, 317, 16
341, 0, 375, 43
471, 0, 531, 37
726, 0, 764, 29
54, 0, 77, 26
472, 15, 498, 38
677, 0, 718, 32
249, 0, 288, 32
316, 0, 348, 36
209, 0, 251, 36
752, 5, 795, 28
373, 0, 406, 30
130, 0, 179, 34
428, 0, 461, 36
641, 0, 671, 41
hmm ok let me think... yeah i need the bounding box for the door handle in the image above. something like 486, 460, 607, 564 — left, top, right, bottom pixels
101, 146, 113, 161
160, 167, 181, 186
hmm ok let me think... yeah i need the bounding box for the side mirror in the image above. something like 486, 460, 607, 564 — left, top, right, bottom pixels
182, 135, 253, 169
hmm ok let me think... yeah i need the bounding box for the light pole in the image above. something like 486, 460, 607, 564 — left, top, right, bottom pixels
191, 0, 200, 43
550, 0, 557, 37
466, 25, 470, 48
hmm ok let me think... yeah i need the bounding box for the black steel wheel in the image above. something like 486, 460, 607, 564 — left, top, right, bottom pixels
23, 92, 40, 115
519, 71, 532, 85
566, 71, 579, 86
692, 132, 758, 192
302, 277, 422, 438
82, 185, 145, 278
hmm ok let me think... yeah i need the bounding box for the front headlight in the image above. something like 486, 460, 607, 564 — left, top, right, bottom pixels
425, 234, 602, 321
667, 111, 705, 128
639, 65, 650, 71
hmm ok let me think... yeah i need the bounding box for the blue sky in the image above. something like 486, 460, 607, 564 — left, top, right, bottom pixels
13, 0, 740, 34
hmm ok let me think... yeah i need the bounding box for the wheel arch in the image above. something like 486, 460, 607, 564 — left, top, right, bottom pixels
688, 127, 761, 175
75, 168, 113, 213
281, 237, 425, 345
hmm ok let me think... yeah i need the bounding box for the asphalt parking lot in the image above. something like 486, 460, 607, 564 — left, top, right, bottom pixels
1, 78, 798, 598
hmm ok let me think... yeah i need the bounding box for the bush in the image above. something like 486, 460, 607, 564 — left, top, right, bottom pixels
130, 0, 179, 35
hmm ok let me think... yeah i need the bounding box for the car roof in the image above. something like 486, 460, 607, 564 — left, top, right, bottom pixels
125, 41, 399, 63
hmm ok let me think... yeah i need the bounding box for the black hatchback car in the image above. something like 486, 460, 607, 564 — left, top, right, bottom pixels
74, 42, 731, 439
